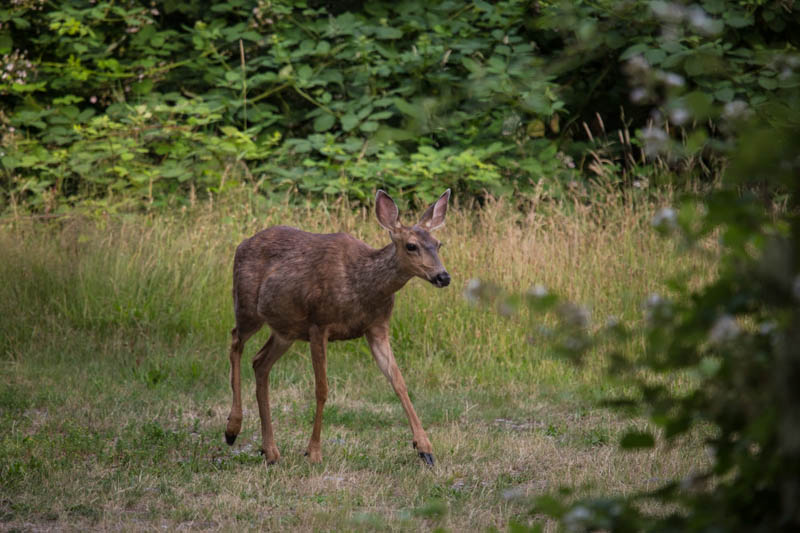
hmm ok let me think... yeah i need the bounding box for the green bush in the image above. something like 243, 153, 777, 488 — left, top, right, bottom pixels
0, 0, 571, 211
1, 0, 798, 211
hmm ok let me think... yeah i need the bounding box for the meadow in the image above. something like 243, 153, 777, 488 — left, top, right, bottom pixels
0, 188, 714, 531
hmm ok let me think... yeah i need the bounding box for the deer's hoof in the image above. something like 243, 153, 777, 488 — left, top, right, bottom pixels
304, 448, 323, 464
259, 447, 280, 465
418, 452, 435, 467
225, 415, 242, 445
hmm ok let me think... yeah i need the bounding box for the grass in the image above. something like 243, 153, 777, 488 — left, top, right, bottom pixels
0, 188, 714, 531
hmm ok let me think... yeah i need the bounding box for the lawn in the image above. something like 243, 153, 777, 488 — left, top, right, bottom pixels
0, 189, 712, 531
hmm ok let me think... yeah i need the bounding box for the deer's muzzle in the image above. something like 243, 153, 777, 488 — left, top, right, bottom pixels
430, 271, 451, 288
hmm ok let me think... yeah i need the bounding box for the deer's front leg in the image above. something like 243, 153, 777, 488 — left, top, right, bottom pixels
365, 326, 434, 466
306, 326, 329, 463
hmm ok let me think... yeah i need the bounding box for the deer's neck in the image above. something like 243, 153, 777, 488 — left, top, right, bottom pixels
356, 243, 411, 299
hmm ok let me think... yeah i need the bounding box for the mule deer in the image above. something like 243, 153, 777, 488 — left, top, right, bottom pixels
224, 189, 451, 466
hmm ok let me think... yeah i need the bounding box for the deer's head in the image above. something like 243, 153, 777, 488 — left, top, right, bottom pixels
375, 189, 451, 288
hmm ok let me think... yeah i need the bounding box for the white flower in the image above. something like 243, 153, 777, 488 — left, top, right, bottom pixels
669, 107, 690, 125
563, 505, 593, 533
497, 301, 514, 316
709, 315, 740, 344
463, 278, 481, 303
527, 284, 548, 298
687, 5, 722, 35
626, 55, 650, 76
723, 100, 751, 121
651, 207, 677, 232
558, 302, 591, 329
641, 125, 669, 157
630, 87, 648, 103
646, 293, 663, 308
651, 1, 685, 23
758, 322, 776, 335
645, 293, 672, 325
660, 71, 685, 88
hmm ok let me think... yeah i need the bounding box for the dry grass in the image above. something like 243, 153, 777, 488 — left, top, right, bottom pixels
0, 187, 714, 531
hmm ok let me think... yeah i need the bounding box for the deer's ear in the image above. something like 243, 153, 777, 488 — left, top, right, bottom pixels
418, 189, 451, 232
375, 190, 400, 232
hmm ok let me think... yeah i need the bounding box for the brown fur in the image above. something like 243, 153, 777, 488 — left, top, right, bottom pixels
224, 190, 451, 466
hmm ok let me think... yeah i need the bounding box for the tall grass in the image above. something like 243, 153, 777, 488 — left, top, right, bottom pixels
0, 187, 713, 531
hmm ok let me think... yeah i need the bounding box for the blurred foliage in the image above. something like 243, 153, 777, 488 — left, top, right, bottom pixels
473, 122, 800, 531
467, 2, 800, 531
0, 0, 798, 212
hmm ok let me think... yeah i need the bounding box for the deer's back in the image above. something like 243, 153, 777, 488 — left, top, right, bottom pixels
233, 226, 394, 341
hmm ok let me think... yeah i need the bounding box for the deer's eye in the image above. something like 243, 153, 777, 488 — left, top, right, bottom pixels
405, 243, 418, 252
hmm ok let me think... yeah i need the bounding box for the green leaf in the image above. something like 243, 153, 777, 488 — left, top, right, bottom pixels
620, 43, 649, 60
522, 93, 551, 115
527, 120, 545, 138
239, 31, 261, 42
297, 64, 312, 82
359, 121, 379, 132
373, 126, 415, 143
0, 32, 11, 54
313, 113, 336, 132
461, 57, 481, 73
683, 54, 720, 76
369, 111, 393, 121
685, 91, 713, 118
487, 55, 506, 72
758, 77, 778, 90
340, 114, 359, 131
714, 87, 734, 102
723, 11, 753, 28
531, 494, 567, 518
644, 48, 666, 65
620, 430, 655, 449
373, 26, 402, 39
664, 416, 691, 439
12, 17, 30, 30
133, 79, 154, 95
703, 0, 725, 14
52, 95, 84, 105
686, 128, 707, 154
1, 155, 19, 170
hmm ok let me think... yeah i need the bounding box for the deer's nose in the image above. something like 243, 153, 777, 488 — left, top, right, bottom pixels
433, 271, 451, 288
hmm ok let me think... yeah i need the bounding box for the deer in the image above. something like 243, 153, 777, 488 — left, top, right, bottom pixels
223, 189, 451, 466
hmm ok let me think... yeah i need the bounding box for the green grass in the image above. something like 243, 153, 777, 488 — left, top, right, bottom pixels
0, 190, 713, 531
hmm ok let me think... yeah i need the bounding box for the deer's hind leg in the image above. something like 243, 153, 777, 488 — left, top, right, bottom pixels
225, 324, 260, 445
252, 333, 293, 464
305, 326, 329, 463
